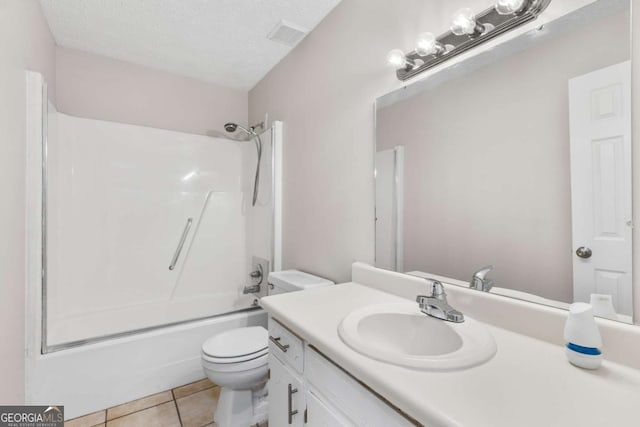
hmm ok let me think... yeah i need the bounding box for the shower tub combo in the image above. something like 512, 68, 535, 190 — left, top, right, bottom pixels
24, 72, 282, 419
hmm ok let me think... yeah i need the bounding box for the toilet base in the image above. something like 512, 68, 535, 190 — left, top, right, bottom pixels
214, 384, 268, 427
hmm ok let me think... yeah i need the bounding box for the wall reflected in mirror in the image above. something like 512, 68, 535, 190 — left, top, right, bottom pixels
375, 0, 633, 323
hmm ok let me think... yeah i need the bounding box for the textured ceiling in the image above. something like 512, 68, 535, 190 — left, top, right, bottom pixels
39, 0, 342, 90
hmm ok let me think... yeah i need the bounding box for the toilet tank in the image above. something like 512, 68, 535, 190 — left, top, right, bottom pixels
267, 270, 334, 295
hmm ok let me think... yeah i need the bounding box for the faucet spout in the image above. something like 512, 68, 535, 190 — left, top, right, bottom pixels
470, 265, 494, 292
243, 284, 261, 294
416, 280, 464, 323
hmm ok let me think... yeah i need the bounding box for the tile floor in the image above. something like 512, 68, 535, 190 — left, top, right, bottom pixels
64, 378, 225, 427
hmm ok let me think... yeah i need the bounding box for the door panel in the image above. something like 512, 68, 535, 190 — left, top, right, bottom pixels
569, 61, 632, 316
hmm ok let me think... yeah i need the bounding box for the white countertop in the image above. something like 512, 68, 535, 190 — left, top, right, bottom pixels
261, 282, 640, 427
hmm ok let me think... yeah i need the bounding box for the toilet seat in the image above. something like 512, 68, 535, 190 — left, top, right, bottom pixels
202, 347, 268, 363
201, 326, 268, 372
202, 352, 268, 372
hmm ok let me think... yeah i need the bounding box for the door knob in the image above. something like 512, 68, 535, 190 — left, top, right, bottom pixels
576, 246, 592, 259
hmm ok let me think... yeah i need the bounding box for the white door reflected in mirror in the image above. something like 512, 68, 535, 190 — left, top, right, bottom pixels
569, 61, 632, 317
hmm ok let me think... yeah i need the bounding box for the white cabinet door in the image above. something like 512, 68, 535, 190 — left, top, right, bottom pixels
306, 390, 354, 427
305, 348, 415, 427
268, 355, 304, 427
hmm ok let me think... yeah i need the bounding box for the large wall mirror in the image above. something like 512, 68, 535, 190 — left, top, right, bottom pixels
375, 0, 633, 323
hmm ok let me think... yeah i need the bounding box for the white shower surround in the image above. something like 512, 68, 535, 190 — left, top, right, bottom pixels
25, 72, 283, 417
47, 113, 258, 345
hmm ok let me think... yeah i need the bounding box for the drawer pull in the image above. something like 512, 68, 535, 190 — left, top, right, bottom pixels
269, 335, 290, 353
287, 383, 298, 424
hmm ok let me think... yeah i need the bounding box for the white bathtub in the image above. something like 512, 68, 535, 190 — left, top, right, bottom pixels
26, 309, 267, 419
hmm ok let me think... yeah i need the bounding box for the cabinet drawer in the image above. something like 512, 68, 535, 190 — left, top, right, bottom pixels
268, 317, 304, 373
305, 348, 416, 427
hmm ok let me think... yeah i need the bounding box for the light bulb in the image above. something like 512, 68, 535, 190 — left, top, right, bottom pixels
495, 0, 526, 15
386, 49, 407, 67
416, 32, 443, 56
450, 8, 479, 36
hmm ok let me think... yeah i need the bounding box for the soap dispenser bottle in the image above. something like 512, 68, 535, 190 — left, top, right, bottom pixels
564, 302, 602, 369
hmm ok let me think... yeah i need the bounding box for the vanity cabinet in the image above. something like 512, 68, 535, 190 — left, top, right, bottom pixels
268, 317, 417, 427
268, 355, 305, 427
268, 317, 306, 426
305, 390, 352, 427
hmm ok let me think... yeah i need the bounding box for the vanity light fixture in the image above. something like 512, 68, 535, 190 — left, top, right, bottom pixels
495, 0, 527, 15
386, 49, 415, 69
416, 32, 445, 56
387, 0, 552, 81
450, 8, 485, 37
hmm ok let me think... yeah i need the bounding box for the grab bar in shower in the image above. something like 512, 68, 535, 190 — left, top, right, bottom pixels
169, 218, 193, 271
168, 190, 215, 298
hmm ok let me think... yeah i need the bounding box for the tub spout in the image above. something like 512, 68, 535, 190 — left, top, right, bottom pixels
243, 284, 261, 294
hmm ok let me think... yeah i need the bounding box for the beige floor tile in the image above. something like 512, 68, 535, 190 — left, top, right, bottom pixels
172, 378, 215, 400
106, 401, 180, 427
106, 391, 173, 420
65, 410, 105, 427
176, 387, 220, 427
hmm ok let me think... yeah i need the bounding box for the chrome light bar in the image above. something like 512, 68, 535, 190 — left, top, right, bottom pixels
392, 0, 552, 81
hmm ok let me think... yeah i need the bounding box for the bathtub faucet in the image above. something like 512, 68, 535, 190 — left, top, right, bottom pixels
243, 264, 264, 294
243, 284, 261, 294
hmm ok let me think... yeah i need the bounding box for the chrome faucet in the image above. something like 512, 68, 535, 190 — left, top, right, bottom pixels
242, 284, 260, 294
249, 265, 263, 283
416, 280, 464, 323
470, 265, 494, 292
243, 264, 264, 294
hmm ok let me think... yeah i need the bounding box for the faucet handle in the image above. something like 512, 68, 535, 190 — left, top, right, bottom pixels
249, 264, 264, 284
473, 265, 494, 279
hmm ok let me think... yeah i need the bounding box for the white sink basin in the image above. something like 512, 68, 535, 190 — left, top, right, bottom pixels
338, 302, 497, 371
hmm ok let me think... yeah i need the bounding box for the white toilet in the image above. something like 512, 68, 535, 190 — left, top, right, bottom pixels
201, 270, 334, 427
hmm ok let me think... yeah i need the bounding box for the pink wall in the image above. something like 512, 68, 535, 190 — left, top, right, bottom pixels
56, 47, 248, 136
249, 0, 434, 283
0, 0, 56, 404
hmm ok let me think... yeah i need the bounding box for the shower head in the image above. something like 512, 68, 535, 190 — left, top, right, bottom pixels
224, 122, 256, 136
222, 121, 263, 207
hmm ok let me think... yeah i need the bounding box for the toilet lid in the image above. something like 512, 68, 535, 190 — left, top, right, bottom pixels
202, 326, 268, 359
